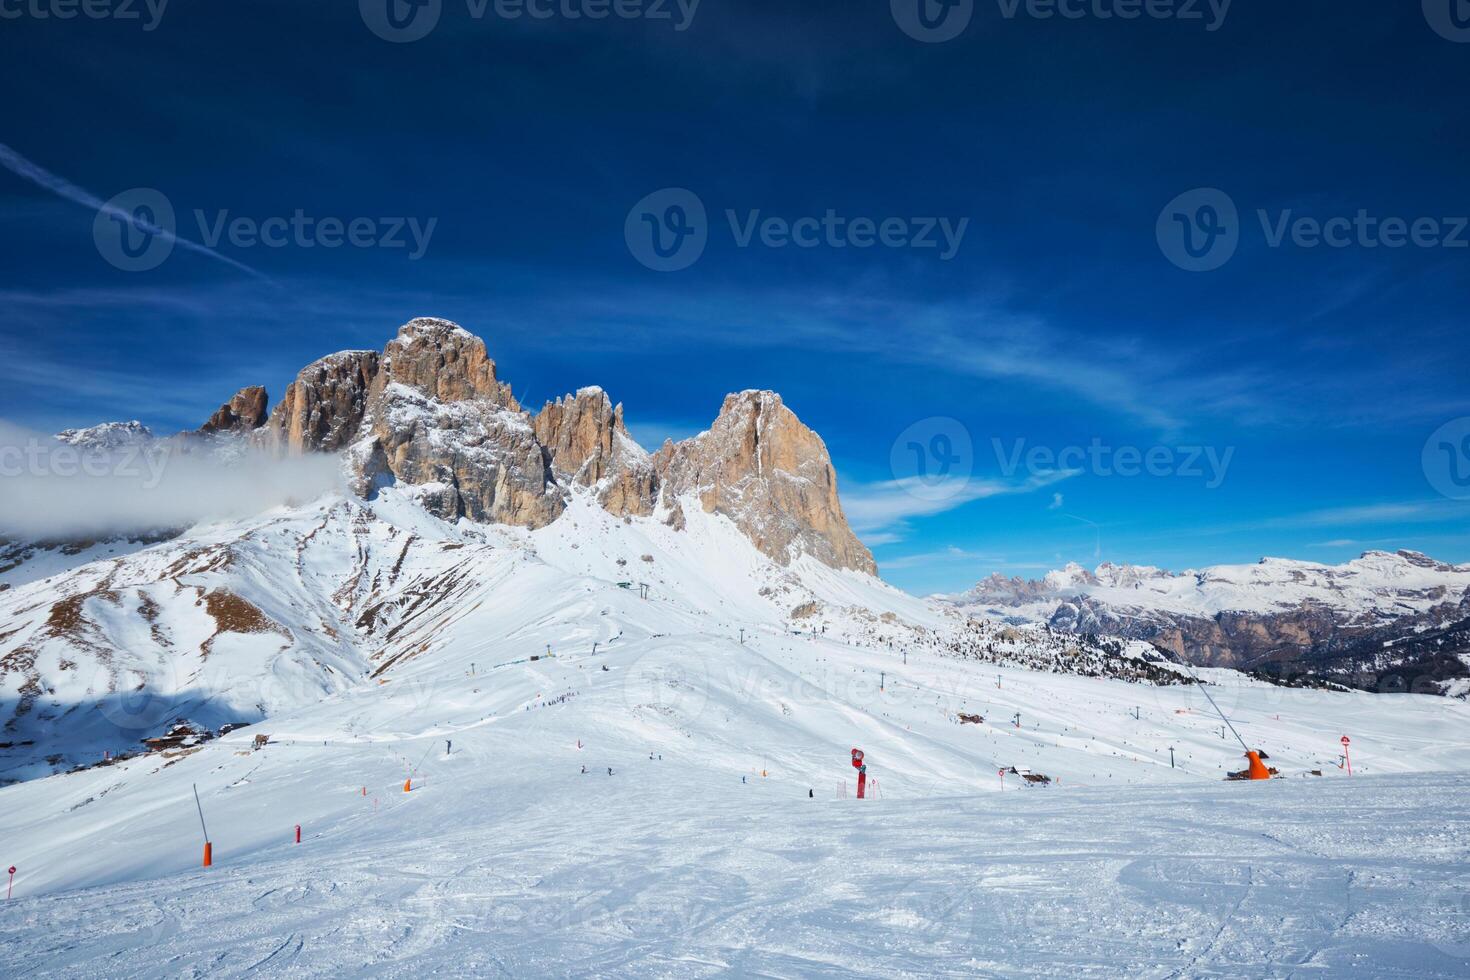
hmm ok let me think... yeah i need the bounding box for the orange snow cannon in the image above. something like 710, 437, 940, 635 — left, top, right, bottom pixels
1245, 750, 1271, 780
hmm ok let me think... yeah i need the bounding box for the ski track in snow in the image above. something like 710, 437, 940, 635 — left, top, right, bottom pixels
2, 776, 1468, 977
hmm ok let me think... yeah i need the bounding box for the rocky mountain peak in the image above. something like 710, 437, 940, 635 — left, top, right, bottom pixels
534, 387, 637, 487
380, 317, 517, 410
258, 349, 379, 455
655, 389, 876, 574
243, 318, 873, 573
199, 386, 269, 436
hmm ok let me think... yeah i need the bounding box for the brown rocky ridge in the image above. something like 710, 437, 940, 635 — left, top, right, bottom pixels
227, 318, 874, 574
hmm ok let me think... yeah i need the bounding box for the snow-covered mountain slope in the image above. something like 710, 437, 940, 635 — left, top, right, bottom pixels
52, 420, 154, 450
947, 551, 1470, 694
0, 485, 1175, 783
0, 494, 1468, 972
2, 489, 1469, 973
959, 551, 1470, 620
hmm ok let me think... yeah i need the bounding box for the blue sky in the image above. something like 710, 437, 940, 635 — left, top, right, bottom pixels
2, 1, 1468, 593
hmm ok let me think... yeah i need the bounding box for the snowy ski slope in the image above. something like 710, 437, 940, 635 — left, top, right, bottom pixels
1, 491, 1468, 975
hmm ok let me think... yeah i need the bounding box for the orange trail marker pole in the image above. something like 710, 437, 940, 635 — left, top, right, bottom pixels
192, 783, 213, 867
404, 778, 412, 793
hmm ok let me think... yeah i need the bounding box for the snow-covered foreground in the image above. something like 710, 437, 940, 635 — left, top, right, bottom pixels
3, 492, 1470, 975
3, 773, 1468, 977
3, 613, 1469, 976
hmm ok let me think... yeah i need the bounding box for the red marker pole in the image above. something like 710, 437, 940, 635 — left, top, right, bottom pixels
295, 824, 301, 844
6, 866, 14, 900
851, 748, 867, 800
1341, 735, 1352, 776
999, 769, 1004, 792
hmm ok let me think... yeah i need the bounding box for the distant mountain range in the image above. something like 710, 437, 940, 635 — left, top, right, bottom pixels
943, 551, 1470, 697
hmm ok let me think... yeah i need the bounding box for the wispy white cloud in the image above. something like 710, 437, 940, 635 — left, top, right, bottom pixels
0, 421, 344, 539
879, 546, 1007, 572
1048, 492, 1064, 510
1144, 499, 1470, 546
858, 531, 903, 547
843, 468, 1080, 543
1250, 500, 1470, 532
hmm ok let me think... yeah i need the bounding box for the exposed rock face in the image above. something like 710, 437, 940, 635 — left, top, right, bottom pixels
533, 387, 658, 518
248, 318, 873, 571
259, 350, 379, 454
375, 317, 517, 407
353, 319, 562, 528
199, 386, 268, 435
534, 387, 623, 487
654, 391, 876, 574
